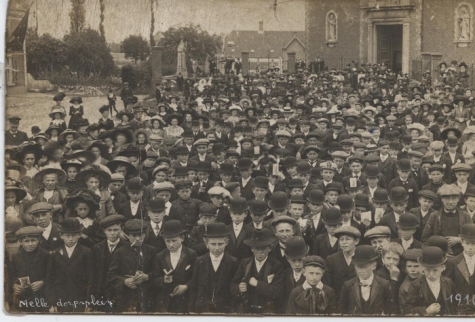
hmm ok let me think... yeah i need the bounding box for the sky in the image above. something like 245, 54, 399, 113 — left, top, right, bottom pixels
25, 0, 305, 43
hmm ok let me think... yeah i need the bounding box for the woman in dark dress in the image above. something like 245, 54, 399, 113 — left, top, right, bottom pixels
68, 97, 84, 129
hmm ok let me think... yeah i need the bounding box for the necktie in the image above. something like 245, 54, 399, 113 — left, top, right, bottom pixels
155, 223, 160, 235
110, 244, 115, 253
295, 287, 328, 314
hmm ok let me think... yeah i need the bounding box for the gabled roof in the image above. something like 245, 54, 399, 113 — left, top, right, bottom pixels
222, 30, 305, 58
284, 36, 306, 50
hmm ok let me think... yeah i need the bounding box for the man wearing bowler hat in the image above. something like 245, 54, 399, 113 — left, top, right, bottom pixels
189, 222, 239, 313
286, 255, 336, 315
92, 215, 127, 311
404, 246, 457, 315
143, 197, 169, 253
323, 226, 360, 301
422, 184, 472, 256
120, 177, 150, 222
231, 228, 284, 314
281, 236, 308, 312
237, 157, 256, 201
225, 197, 254, 261
303, 190, 327, 253
153, 220, 197, 313
379, 187, 410, 239
107, 219, 158, 313
339, 245, 395, 315
188, 203, 219, 256
5, 116, 29, 146
248, 199, 270, 230
393, 213, 423, 250
445, 223, 475, 314
45, 218, 94, 313
313, 207, 343, 260
388, 159, 420, 211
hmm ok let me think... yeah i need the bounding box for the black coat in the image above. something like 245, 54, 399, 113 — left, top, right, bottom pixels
92, 238, 127, 295
323, 251, 356, 300
45, 244, 95, 312
5, 130, 29, 146
225, 223, 253, 262
119, 200, 150, 222
281, 268, 306, 313
188, 253, 239, 313
38, 223, 63, 251
445, 252, 475, 310
313, 232, 340, 260
143, 221, 167, 254
286, 283, 336, 315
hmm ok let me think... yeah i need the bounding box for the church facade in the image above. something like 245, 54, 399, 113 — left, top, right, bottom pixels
305, 0, 474, 78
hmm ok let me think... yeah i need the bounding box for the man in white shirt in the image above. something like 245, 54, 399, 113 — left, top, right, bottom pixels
453, 163, 472, 196
29, 202, 63, 251
248, 200, 268, 230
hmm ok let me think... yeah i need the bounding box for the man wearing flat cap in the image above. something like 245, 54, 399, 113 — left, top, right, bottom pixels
231, 228, 284, 314
452, 163, 475, 207
422, 184, 472, 256
107, 219, 158, 313
92, 215, 127, 312
409, 190, 439, 241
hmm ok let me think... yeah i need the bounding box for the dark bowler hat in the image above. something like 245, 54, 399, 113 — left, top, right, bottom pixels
418, 190, 437, 201
397, 213, 419, 229
322, 207, 343, 225
243, 228, 278, 247
250, 200, 268, 215
149, 197, 167, 213
401, 135, 412, 144
354, 194, 371, 208
174, 166, 189, 177
324, 182, 343, 194
373, 189, 389, 203
99, 215, 125, 229
465, 187, 475, 198
212, 143, 227, 154
288, 178, 304, 188
334, 226, 361, 239
365, 165, 380, 178
254, 176, 269, 188
237, 157, 253, 170
307, 189, 325, 204
353, 245, 379, 265
199, 203, 218, 216
126, 177, 144, 191
196, 161, 212, 173
389, 186, 409, 203
160, 220, 186, 238
290, 195, 306, 204
175, 146, 190, 155
175, 179, 193, 190
15, 226, 44, 238
397, 159, 411, 171
269, 191, 289, 210
423, 235, 448, 253
303, 255, 326, 269
337, 194, 354, 212
459, 223, 475, 243
418, 246, 447, 267
284, 236, 309, 259
229, 197, 249, 213
124, 219, 147, 234
283, 156, 298, 168
402, 248, 423, 262
203, 222, 229, 238
58, 218, 82, 233
219, 162, 235, 174
296, 162, 312, 174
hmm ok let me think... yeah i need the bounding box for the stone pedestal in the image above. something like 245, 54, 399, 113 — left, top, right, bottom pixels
287, 52, 296, 74
241, 52, 249, 76
151, 46, 163, 91
176, 39, 188, 77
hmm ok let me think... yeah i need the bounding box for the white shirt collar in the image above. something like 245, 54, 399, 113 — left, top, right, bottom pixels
107, 239, 120, 247
255, 256, 268, 272
65, 243, 77, 257
401, 237, 413, 250
302, 280, 323, 290
359, 273, 374, 286
211, 252, 224, 262
41, 221, 53, 240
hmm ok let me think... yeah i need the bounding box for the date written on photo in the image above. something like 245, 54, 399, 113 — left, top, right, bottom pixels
446, 294, 475, 305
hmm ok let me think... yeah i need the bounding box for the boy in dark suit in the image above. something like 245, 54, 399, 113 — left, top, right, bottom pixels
189, 222, 239, 313
404, 246, 457, 315
45, 219, 94, 313
323, 226, 360, 300
107, 219, 157, 313
444, 136, 466, 183
410, 190, 438, 240
29, 202, 63, 251
8, 227, 49, 313
237, 157, 255, 200
143, 197, 169, 253
287, 255, 336, 315
445, 223, 475, 314
453, 163, 475, 207
281, 236, 308, 313
388, 159, 419, 211
92, 215, 126, 312
269, 216, 298, 269
188, 203, 218, 256
191, 161, 215, 202
379, 187, 410, 239
393, 213, 423, 250
108, 173, 128, 211
422, 164, 445, 211
153, 220, 197, 313
398, 249, 423, 311
303, 190, 326, 253
169, 179, 202, 235
119, 178, 149, 222
225, 197, 253, 261
231, 228, 284, 314
313, 208, 343, 260
339, 245, 395, 315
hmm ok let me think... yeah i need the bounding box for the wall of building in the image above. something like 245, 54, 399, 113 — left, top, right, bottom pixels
283, 39, 306, 61
306, 0, 361, 63
421, 0, 475, 65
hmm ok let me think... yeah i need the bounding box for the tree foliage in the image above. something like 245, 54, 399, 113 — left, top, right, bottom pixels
63, 28, 114, 77
121, 60, 152, 90
69, 0, 86, 33
26, 28, 68, 77
123, 35, 150, 64
159, 23, 221, 74
99, 0, 105, 39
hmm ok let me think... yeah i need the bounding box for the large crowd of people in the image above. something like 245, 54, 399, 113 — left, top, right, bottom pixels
4, 60, 475, 316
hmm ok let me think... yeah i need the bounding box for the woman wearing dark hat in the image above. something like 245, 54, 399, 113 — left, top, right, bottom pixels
5, 184, 29, 228
61, 159, 84, 194
37, 141, 64, 170
110, 126, 134, 157
164, 114, 184, 137
51, 92, 67, 114
45, 124, 64, 142
87, 141, 112, 166
16, 143, 43, 193
75, 165, 116, 221
116, 110, 134, 127
68, 96, 84, 130
65, 189, 102, 248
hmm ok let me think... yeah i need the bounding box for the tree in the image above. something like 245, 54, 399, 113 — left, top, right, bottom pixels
63, 28, 114, 77
69, 0, 86, 33
122, 35, 150, 64
26, 28, 68, 77
99, 0, 105, 40
159, 23, 221, 75
150, 0, 155, 46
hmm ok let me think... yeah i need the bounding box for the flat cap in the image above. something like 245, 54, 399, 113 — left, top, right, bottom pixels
208, 186, 231, 197
124, 219, 147, 234
331, 150, 349, 159
334, 226, 361, 239
364, 226, 391, 239
27, 202, 54, 214
275, 130, 291, 138
408, 150, 424, 159
175, 179, 193, 190
271, 216, 297, 227
15, 226, 44, 238
199, 203, 218, 216
428, 164, 445, 173
193, 138, 210, 146
438, 184, 462, 196
402, 248, 423, 261
100, 215, 125, 229
303, 255, 326, 269
152, 181, 175, 192
110, 173, 126, 181
452, 163, 471, 172
429, 141, 444, 149
418, 190, 438, 201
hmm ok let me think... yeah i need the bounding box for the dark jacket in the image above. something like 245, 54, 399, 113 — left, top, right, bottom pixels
225, 223, 253, 262
38, 223, 63, 251
119, 200, 150, 223
445, 252, 475, 310
323, 251, 356, 300
409, 207, 437, 240
92, 238, 127, 296
313, 232, 340, 260
286, 283, 336, 315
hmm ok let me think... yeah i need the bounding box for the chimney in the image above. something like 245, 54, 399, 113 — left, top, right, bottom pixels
258, 21, 264, 34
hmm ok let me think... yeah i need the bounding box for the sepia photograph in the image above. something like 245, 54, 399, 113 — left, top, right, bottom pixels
3, 0, 475, 317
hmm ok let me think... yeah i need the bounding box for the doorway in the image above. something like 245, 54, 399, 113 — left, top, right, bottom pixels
377, 25, 403, 72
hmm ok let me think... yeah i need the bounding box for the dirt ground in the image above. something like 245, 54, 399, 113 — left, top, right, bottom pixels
5, 93, 147, 136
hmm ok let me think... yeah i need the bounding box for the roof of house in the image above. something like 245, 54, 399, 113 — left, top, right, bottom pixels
222, 30, 305, 58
